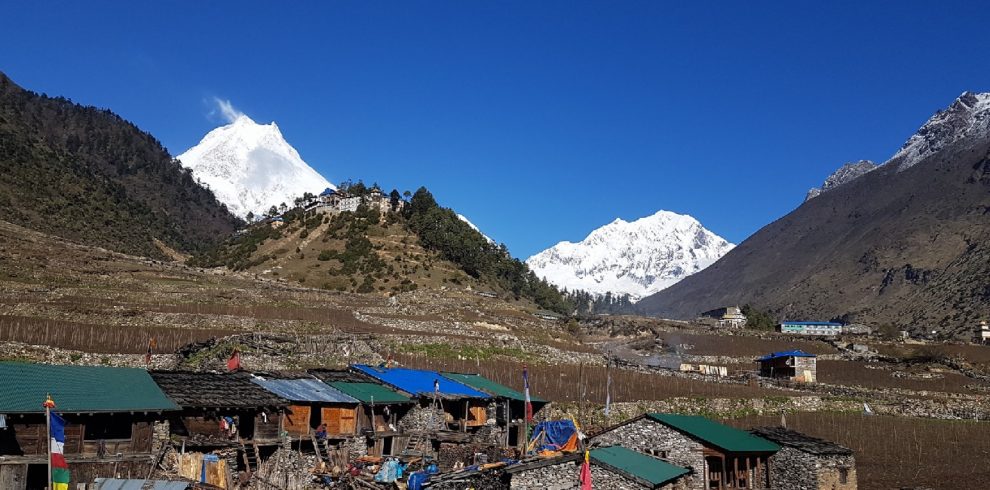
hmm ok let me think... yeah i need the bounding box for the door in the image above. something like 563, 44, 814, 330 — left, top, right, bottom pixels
284, 405, 311, 436
322, 407, 357, 435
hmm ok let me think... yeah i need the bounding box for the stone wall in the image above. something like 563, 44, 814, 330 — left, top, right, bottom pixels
768, 447, 856, 490
590, 418, 705, 490
508, 457, 688, 490
397, 403, 446, 432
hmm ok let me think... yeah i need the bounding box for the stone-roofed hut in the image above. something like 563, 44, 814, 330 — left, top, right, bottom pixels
590, 413, 779, 490
149, 371, 288, 446
749, 427, 856, 490
0, 363, 178, 489
503, 445, 690, 490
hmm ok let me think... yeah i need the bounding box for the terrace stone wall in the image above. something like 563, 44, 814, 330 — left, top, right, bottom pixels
590, 418, 705, 490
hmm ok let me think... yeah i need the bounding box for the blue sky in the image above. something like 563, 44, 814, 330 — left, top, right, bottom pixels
3, 2, 990, 258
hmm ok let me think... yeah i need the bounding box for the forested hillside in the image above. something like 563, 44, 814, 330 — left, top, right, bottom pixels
0, 72, 240, 259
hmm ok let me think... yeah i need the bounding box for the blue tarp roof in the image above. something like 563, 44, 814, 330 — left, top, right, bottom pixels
352, 365, 490, 399
757, 350, 817, 361
780, 321, 842, 326
251, 376, 358, 403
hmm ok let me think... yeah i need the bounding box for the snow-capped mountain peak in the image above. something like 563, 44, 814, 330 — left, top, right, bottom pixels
525, 210, 734, 301
889, 91, 990, 171
177, 115, 333, 218
457, 214, 494, 244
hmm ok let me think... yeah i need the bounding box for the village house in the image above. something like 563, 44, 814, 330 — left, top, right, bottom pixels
778, 321, 842, 337
503, 445, 691, 490
441, 372, 549, 450
590, 413, 779, 490
757, 351, 817, 383
148, 371, 287, 465
308, 368, 416, 457
249, 373, 361, 440
351, 365, 493, 433
749, 427, 857, 490
975, 320, 990, 345
0, 363, 178, 490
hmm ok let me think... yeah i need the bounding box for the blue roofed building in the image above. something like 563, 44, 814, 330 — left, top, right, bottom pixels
351, 365, 492, 431
757, 350, 817, 383
778, 321, 843, 336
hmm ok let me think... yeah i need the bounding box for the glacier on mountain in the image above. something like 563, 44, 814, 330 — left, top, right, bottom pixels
176, 115, 333, 219
525, 210, 734, 301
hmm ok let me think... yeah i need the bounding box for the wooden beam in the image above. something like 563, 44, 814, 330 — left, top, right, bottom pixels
733, 457, 739, 488
746, 457, 752, 489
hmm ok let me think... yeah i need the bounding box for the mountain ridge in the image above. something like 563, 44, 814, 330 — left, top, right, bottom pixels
636, 91, 990, 336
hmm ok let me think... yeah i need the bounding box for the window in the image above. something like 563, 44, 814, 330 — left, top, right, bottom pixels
648, 449, 669, 459
839, 468, 849, 484
84, 416, 132, 440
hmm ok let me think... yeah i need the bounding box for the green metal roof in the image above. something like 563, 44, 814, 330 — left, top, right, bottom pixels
647, 414, 780, 453
327, 382, 411, 404
441, 372, 546, 403
0, 362, 179, 413
590, 446, 690, 487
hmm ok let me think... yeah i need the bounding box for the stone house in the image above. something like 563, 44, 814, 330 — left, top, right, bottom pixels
504, 445, 690, 489
718, 306, 747, 328
975, 320, 990, 345
441, 371, 550, 450
778, 321, 842, 336
590, 413, 779, 490
0, 363, 179, 490
749, 427, 856, 490
757, 351, 817, 383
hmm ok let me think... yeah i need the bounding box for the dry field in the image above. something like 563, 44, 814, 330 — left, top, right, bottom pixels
817, 359, 990, 394
656, 331, 837, 357
723, 412, 990, 489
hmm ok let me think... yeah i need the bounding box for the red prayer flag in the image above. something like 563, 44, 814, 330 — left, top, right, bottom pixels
580, 449, 592, 489
227, 349, 241, 371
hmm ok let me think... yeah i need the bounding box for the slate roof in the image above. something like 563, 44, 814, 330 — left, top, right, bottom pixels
149, 371, 288, 409
757, 350, 817, 361
251, 375, 358, 404
590, 445, 690, 488
352, 365, 489, 399
646, 414, 780, 453
441, 372, 547, 403
749, 427, 853, 456
0, 362, 178, 413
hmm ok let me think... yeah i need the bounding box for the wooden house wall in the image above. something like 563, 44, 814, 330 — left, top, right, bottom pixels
283, 405, 311, 437
254, 412, 280, 442
3, 415, 155, 457
322, 406, 357, 436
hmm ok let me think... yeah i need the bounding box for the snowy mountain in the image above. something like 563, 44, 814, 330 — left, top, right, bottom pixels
805, 160, 879, 201
888, 91, 990, 172
177, 115, 333, 219
457, 214, 494, 244
526, 211, 734, 301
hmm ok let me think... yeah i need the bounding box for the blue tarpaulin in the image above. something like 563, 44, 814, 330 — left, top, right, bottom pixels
529, 420, 577, 452
352, 365, 489, 398
757, 350, 817, 362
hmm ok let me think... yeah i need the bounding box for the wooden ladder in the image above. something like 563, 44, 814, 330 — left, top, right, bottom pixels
310, 432, 327, 464
403, 432, 427, 455
240, 439, 260, 473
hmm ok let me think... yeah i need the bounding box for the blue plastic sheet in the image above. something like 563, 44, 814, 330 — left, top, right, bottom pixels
529, 420, 577, 451
408, 471, 429, 490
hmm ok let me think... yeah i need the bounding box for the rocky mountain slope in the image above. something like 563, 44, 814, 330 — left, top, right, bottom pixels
805, 160, 879, 201
526, 211, 734, 301
637, 92, 990, 336
0, 72, 240, 259
177, 115, 333, 218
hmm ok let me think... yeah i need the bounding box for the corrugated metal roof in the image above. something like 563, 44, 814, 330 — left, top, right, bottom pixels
328, 382, 411, 404
251, 376, 357, 403
647, 414, 780, 453
590, 446, 689, 487
441, 372, 546, 403
757, 350, 817, 361
352, 365, 490, 399
92, 478, 191, 490
0, 362, 179, 413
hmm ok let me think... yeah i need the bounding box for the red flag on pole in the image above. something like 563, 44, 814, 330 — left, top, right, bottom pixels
580, 449, 592, 489
523, 365, 533, 423
227, 349, 241, 371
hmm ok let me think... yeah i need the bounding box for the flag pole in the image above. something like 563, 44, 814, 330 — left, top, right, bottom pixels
44, 394, 53, 490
